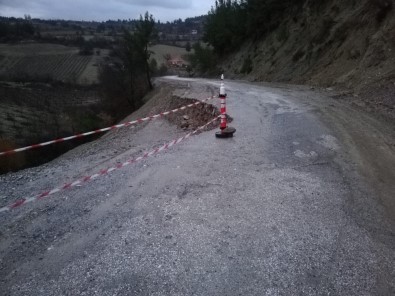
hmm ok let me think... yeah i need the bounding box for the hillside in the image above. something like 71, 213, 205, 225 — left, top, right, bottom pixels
218, 0, 395, 119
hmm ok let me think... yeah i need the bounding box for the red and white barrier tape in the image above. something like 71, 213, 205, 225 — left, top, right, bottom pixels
0, 96, 216, 157
0, 116, 221, 213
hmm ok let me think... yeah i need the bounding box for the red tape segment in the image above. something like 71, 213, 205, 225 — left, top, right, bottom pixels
0, 96, 216, 157
0, 116, 221, 213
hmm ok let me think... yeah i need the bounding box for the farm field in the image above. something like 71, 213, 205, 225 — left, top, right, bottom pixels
0, 43, 191, 84
0, 43, 78, 56
150, 44, 191, 65
0, 43, 108, 84
0, 54, 92, 82
78, 49, 110, 84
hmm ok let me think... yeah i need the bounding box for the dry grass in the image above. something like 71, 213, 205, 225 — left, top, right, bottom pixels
79, 49, 110, 84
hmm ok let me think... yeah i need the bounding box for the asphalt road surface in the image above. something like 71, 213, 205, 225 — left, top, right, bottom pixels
0, 77, 394, 295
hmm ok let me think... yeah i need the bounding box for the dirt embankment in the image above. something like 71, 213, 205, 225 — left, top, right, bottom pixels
0, 81, 220, 174
0, 82, 111, 173
223, 0, 395, 120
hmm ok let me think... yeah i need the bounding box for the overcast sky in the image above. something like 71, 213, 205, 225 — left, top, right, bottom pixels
0, 0, 214, 22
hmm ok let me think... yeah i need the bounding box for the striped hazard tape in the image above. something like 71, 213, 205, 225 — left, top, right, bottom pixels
0, 96, 216, 157
0, 116, 221, 213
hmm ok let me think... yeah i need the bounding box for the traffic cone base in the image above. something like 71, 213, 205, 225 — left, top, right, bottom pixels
215, 127, 236, 138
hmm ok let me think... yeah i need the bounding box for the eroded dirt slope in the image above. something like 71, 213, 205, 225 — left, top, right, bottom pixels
223, 0, 395, 119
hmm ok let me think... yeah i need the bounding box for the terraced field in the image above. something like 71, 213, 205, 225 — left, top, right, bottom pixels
0, 54, 92, 82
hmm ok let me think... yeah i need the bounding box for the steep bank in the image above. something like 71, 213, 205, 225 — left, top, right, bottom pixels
0, 81, 219, 174
222, 0, 395, 119
0, 82, 115, 173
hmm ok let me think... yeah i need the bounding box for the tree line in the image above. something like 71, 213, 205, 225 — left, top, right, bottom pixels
0, 19, 35, 41
187, 0, 305, 74
203, 0, 305, 55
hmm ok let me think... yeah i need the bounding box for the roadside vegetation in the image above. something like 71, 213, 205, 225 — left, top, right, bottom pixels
0, 16, 35, 41
187, 0, 305, 74
197, 0, 395, 123
0, 7, 205, 174
99, 12, 156, 112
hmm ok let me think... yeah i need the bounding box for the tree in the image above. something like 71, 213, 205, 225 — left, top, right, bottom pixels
202, 0, 305, 54
203, 0, 248, 54
116, 12, 157, 108
121, 31, 144, 108
0, 22, 9, 38
187, 42, 218, 74
97, 23, 106, 33
132, 12, 157, 89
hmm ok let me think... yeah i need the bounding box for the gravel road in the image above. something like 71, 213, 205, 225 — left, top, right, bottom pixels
0, 76, 394, 295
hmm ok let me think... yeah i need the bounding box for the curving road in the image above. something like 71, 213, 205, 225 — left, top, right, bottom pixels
0, 76, 394, 295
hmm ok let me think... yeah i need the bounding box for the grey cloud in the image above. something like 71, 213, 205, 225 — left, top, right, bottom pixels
115, 0, 193, 9
0, 0, 212, 21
